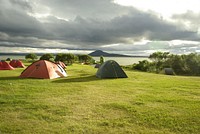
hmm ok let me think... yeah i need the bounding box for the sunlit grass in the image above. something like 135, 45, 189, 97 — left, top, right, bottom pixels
0, 63, 200, 133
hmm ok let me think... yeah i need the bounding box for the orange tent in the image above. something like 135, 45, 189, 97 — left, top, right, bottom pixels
10, 60, 25, 68
20, 60, 67, 79
56, 61, 66, 69
0, 61, 15, 70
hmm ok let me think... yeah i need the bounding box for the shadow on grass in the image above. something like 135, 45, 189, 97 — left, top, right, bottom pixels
0, 76, 20, 81
52, 75, 101, 83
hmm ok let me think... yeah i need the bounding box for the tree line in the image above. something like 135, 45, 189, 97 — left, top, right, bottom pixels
133, 52, 200, 76
25, 53, 95, 65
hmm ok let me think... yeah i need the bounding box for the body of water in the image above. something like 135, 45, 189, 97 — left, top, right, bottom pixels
0, 55, 148, 65
93, 57, 148, 65
0, 55, 25, 60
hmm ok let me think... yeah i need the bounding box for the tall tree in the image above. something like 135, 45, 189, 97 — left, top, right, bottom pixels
25, 53, 38, 61
62, 53, 75, 65
149, 51, 170, 62
40, 53, 54, 61
55, 53, 63, 62
100, 55, 105, 64
78, 54, 94, 64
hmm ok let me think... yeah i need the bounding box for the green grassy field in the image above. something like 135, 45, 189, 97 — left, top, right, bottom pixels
0, 63, 200, 134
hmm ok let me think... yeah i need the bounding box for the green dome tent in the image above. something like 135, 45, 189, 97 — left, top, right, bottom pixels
96, 60, 128, 78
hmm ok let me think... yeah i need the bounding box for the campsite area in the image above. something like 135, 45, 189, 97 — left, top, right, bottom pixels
0, 62, 200, 133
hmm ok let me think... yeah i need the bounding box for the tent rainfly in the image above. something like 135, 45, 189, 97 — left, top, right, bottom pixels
0, 61, 15, 70
20, 60, 67, 79
10, 60, 25, 68
96, 60, 128, 78
164, 68, 174, 75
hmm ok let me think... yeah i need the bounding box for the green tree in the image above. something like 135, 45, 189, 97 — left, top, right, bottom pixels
6, 58, 12, 61
149, 51, 170, 62
55, 53, 77, 65
187, 53, 200, 75
25, 53, 38, 61
40, 53, 54, 61
100, 56, 104, 64
133, 60, 153, 72
55, 53, 63, 62
166, 54, 186, 75
134, 52, 200, 76
78, 54, 94, 64
62, 53, 75, 65
149, 51, 170, 73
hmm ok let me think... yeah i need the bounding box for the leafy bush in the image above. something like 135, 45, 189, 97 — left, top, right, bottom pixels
134, 52, 200, 76
77, 54, 95, 64
25, 53, 38, 61
133, 60, 152, 72
40, 53, 54, 61
55, 53, 76, 65
100, 56, 105, 64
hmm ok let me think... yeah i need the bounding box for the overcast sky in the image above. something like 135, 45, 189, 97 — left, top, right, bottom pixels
0, 0, 200, 56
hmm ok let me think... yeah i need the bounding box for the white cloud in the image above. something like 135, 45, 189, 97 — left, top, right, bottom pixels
114, 0, 200, 18
169, 40, 199, 46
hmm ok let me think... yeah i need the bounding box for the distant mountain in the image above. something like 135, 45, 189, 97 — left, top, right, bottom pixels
89, 50, 132, 57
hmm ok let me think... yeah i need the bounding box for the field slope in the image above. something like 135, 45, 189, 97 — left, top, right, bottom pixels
0, 64, 200, 134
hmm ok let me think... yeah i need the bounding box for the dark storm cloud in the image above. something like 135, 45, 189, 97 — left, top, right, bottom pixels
0, 11, 42, 35
0, 0, 45, 37
106, 13, 199, 41
37, 0, 200, 43
43, 12, 200, 46
9, 0, 33, 11
39, 0, 132, 20
0, 0, 200, 53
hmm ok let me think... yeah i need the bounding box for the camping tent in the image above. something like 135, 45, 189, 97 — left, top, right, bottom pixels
164, 68, 174, 75
10, 60, 25, 68
0, 61, 15, 70
96, 60, 128, 78
55, 61, 66, 69
20, 60, 67, 79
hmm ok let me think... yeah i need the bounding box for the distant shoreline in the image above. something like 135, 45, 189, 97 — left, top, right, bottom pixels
0, 53, 148, 65
0, 53, 43, 56
0, 53, 148, 58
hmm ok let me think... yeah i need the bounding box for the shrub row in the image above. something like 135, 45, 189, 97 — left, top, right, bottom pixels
133, 52, 200, 76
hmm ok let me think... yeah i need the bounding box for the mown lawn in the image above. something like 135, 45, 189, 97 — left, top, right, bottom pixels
0, 63, 200, 134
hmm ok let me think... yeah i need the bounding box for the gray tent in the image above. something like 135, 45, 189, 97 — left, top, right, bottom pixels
96, 60, 128, 78
164, 68, 174, 75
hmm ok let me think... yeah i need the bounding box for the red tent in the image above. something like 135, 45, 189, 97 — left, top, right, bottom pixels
20, 60, 67, 79
56, 61, 66, 69
10, 60, 25, 68
0, 61, 15, 70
